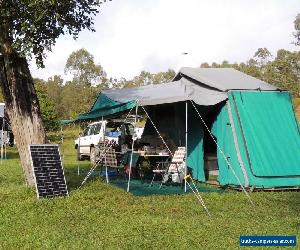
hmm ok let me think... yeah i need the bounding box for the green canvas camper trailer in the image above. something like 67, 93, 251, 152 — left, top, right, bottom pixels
76, 67, 300, 189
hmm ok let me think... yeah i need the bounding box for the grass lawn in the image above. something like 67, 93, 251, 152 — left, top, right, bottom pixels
0, 128, 299, 249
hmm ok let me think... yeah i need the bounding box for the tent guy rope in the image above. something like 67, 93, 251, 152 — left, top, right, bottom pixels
184, 175, 211, 216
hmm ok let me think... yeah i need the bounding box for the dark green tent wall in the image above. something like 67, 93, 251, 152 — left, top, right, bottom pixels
142, 102, 205, 181
212, 91, 300, 188
168, 102, 205, 182
187, 104, 205, 181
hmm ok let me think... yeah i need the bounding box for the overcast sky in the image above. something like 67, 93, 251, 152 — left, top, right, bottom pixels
30, 0, 300, 81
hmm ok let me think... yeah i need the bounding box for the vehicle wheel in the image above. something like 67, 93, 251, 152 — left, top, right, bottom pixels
77, 153, 83, 161
90, 147, 96, 165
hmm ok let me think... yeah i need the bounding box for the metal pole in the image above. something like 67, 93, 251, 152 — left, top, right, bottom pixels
4, 141, 6, 160
185, 101, 188, 192
1, 116, 4, 164
60, 125, 64, 162
77, 124, 80, 176
3, 117, 6, 160
102, 116, 109, 183
127, 102, 138, 192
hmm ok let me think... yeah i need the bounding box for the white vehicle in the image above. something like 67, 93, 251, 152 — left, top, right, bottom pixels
75, 120, 135, 163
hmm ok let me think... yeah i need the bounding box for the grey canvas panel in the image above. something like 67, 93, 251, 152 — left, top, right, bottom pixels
103, 80, 187, 106
101, 67, 277, 109
103, 78, 227, 106
175, 67, 278, 91
183, 78, 227, 105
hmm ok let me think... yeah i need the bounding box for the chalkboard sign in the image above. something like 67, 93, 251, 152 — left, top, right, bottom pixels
29, 144, 68, 198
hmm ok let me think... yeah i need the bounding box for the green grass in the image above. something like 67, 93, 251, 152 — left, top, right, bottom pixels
0, 128, 299, 249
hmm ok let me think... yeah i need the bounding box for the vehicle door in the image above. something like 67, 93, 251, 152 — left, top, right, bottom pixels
89, 122, 103, 145
79, 125, 93, 154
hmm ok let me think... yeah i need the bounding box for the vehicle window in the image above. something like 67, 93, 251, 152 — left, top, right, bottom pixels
125, 124, 134, 135
89, 125, 96, 135
88, 123, 101, 135
106, 122, 121, 132
82, 126, 91, 136
92, 123, 102, 135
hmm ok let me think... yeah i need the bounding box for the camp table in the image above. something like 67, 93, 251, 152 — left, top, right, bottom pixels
122, 151, 170, 180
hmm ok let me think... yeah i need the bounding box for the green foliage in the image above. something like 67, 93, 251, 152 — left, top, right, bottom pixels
60, 81, 99, 119
44, 75, 64, 118
121, 69, 176, 88
64, 48, 107, 87
200, 48, 300, 98
152, 69, 176, 84
0, 0, 107, 66
34, 79, 59, 131
58, 48, 108, 119
253, 48, 272, 68
0, 87, 4, 102
294, 13, 300, 46
32, 50, 108, 120
0, 130, 299, 249
263, 50, 300, 96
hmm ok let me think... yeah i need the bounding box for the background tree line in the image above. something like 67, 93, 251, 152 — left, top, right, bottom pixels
29, 45, 299, 132
3, 13, 298, 132
0, 2, 298, 186
29, 48, 176, 130
200, 48, 300, 99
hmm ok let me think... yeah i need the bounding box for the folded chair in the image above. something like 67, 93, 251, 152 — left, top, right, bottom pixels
96, 144, 124, 183
150, 147, 186, 187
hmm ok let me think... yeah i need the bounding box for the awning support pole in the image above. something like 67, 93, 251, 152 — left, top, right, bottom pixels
185, 101, 188, 192
60, 124, 64, 162
102, 116, 109, 184
77, 123, 81, 176
0, 116, 4, 164
127, 101, 139, 192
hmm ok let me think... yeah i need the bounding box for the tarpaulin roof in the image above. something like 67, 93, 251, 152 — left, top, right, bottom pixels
77, 93, 136, 121
175, 67, 278, 91
102, 78, 227, 106
76, 68, 279, 121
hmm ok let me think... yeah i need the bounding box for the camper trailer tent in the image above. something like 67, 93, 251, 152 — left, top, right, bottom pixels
77, 68, 300, 189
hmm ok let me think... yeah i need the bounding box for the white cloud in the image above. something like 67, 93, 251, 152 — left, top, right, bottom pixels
30, 0, 300, 81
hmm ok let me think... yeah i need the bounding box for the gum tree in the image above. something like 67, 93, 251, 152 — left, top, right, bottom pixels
0, 0, 110, 186
294, 14, 300, 45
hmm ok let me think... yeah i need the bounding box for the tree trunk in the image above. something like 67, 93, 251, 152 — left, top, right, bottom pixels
0, 53, 47, 186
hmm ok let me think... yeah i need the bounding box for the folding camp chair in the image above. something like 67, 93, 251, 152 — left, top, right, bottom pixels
96, 144, 124, 183
150, 147, 186, 187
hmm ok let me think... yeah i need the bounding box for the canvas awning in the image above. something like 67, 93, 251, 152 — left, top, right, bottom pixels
76, 78, 227, 121
103, 78, 227, 106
